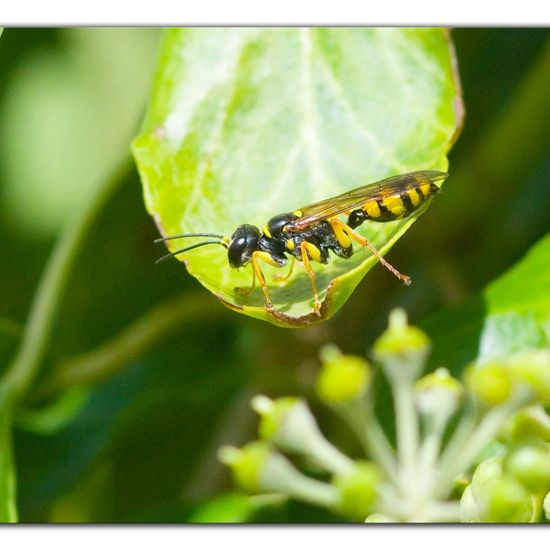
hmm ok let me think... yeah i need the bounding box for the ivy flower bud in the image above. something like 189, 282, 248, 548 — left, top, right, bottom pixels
415, 367, 464, 420
373, 309, 430, 381
332, 461, 382, 521
251, 395, 354, 474
316, 344, 372, 403
252, 395, 301, 442
219, 441, 340, 508
505, 445, 550, 494
470, 456, 503, 487
465, 361, 513, 406
218, 441, 273, 494
501, 405, 550, 443
478, 477, 534, 523
508, 350, 550, 404
460, 457, 533, 523
460, 456, 502, 522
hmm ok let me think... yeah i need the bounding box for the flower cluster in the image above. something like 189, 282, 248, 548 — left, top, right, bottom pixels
220, 309, 550, 522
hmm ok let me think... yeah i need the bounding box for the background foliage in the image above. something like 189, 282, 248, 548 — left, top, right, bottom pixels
0, 28, 549, 522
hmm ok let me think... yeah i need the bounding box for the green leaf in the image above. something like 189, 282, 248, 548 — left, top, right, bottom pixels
424, 232, 550, 374
186, 492, 276, 523
133, 28, 463, 327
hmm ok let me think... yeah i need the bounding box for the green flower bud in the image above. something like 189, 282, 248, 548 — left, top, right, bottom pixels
505, 445, 550, 494
501, 405, 550, 443
218, 441, 273, 494
415, 367, 464, 419
459, 485, 478, 523
316, 345, 372, 403
373, 309, 430, 381
252, 395, 300, 442
373, 309, 431, 360
508, 350, 550, 404
478, 477, 534, 523
332, 461, 381, 521
465, 361, 513, 406
460, 456, 502, 522
219, 441, 341, 510
463, 456, 534, 522
470, 456, 504, 489
544, 491, 550, 521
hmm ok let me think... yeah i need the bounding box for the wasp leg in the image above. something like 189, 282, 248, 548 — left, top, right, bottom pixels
234, 266, 256, 296
273, 256, 296, 283
329, 218, 412, 285
251, 251, 276, 310
300, 241, 322, 317
235, 251, 286, 310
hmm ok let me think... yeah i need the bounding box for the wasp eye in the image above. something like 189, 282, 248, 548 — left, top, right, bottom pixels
228, 225, 260, 268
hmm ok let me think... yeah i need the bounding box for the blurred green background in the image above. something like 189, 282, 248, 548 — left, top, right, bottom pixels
0, 28, 549, 522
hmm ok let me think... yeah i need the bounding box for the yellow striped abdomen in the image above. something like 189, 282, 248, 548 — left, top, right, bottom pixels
347, 179, 439, 227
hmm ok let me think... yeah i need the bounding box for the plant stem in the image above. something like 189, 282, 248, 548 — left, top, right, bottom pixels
265, 453, 339, 509
530, 492, 546, 523
392, 379, 420, 494
0, 400, 17, 522
0, 157, 132, 521
435, 397, 527, 499
437, 398, 478, 475
335, 402, 399, 484
417, 415, 447, 495
0, 158, 132, 403
362, 415, 399, 481
33, 291, 226, 400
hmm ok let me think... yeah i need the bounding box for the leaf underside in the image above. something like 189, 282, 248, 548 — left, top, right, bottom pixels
133, 28, 463, 327
424, 231, 550, 374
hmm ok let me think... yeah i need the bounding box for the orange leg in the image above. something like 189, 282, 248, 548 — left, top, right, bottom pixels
273, 256, 296, 283
300, 241, 322, 316
252, 251, 276, 310
236, 252, 288, 311
329, 218, 412, 285
235, 265, 256, 297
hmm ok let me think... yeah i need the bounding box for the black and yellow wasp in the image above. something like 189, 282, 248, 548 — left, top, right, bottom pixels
156, 170, 448, 316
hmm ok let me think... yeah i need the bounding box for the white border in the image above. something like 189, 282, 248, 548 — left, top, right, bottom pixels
0, 525, 548, 550
1, 3, 549, 543
0, 0, 550, 25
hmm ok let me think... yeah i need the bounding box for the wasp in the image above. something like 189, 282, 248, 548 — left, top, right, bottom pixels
156, 170, 448, 316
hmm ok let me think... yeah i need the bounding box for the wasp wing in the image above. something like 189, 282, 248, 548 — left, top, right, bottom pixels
285, 170, 448, 232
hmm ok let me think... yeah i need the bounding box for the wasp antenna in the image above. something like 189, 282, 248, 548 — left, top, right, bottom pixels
155, 240, 224, 265
154, 232, 225, 243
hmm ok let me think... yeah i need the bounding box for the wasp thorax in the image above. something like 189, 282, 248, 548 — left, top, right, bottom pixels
265, 212, 296, 237
228, 224, 261, 268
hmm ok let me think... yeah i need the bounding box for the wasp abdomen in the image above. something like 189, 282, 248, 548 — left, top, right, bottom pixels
347, 180, 439, 228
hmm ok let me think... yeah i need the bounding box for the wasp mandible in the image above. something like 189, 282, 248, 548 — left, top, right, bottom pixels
156, 170, 448, 316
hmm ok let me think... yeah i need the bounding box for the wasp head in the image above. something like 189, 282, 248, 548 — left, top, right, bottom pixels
227, 224, 261, 268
